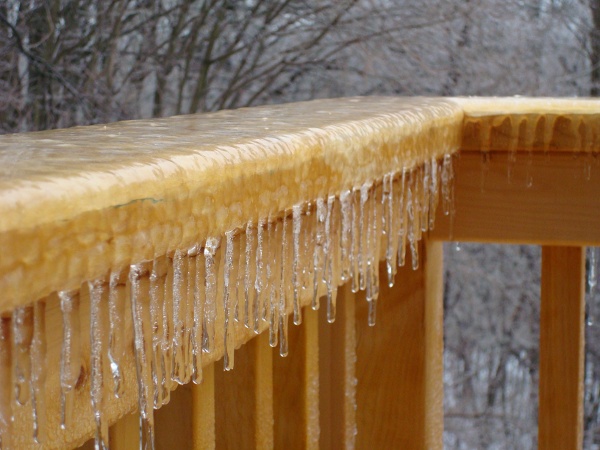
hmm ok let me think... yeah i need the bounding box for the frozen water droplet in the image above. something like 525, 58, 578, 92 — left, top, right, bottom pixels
407, 170, 419, 270
358, 183, 371, 291
383, 173, 397, 287
589, 247, 598, 293
58, 290, 81, 430
396, 170, 407, 268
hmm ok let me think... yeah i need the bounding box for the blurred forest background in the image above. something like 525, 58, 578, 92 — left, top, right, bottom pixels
2, 0, 600, 448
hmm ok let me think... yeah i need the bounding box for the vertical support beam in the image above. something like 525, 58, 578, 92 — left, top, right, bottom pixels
273, 308, 320, 449
192, 363, 216, 450
215, 332, 274, 449
356, 240, 444, 449
319, 282, 357, 449
539, 246, 585, 449
109, 412, 139, 450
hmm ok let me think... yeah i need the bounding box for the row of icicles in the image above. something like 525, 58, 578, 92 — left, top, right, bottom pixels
0, 154, 455, 449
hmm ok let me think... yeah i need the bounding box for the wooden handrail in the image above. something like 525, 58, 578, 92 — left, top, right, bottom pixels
0, 97, 598, 449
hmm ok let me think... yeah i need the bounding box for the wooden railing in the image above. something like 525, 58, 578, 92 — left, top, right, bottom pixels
0, 97, 598, 449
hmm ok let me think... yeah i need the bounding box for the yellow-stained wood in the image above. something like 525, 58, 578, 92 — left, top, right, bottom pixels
273, 308, 320, 449
192, 364, 216, 450
356, 242, 443, 449
109, 412, 140, 450
431, 151, 600, 245
215, 332, 273, 450
319, 282, 357, 449
539, 246, 585, 450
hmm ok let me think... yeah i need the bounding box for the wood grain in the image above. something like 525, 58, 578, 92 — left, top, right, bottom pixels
431, 151, 600, 245
356, 242, 443, 449
539, 246, 585, 450
273, 308, 320, 449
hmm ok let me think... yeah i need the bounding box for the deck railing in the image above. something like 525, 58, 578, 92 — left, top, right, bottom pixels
0, 97, 598, 449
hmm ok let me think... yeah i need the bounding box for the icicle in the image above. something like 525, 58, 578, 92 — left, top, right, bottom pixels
367, 186, 381, 327
292, 205, 303, 325
254, 219, 266, 334
507, 146, 517, 183
58, 290, 81, 430
325, 195, 338, 323
358, 183, 371, 291
526, 147, 533, 188
191, 246, 205, 385
313, 198, 327, 309
171, 250, 188, 384
235, 233, 245, 324
12, 305, 33, 409
267, 219, 280, 347
203, 237, 221, 353
350, 188, 361, 292
397, 170, 407, 268
589, 247, 598, 293
160, 256, 174, 404
420, 159, 431, 232
130, 264, 155, 450
407, 170, 419, 270
88, 278, 109, 450
223, 231, 236, 370
302, 202, 314, 295
441, 154, 454, 216
31, 301, 48, 444
340, 190, 353, 282
108, 269, 127, 399
429, 157, 439, 231
244, 221, 256, 329
279, 216, 289, 357
383, 173, 397, 286
0, 316, 11, 448
183, 249, 196, 381
150, 257, 169, 405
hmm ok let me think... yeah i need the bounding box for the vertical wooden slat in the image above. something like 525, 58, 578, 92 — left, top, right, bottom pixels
192, 363, 216, 450
215, 332, 273, 449
155, 385, 194, 449
273, 308, 320, 449
356, 240, 444, 449
539, 246, 585, 449
109, 412, 140, 450
319, 282, 357, 449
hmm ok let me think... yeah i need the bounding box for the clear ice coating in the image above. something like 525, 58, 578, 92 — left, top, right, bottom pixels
3, 152, 457, 448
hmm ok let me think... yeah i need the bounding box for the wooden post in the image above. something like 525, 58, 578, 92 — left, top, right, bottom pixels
109, 412, 139, 450
273, 308, 320, 449
192, 364, 216, 450
214, 332, 274, 449
539, 246, 585, 449
319, 282, 357, 449
355, 240, 444, 449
